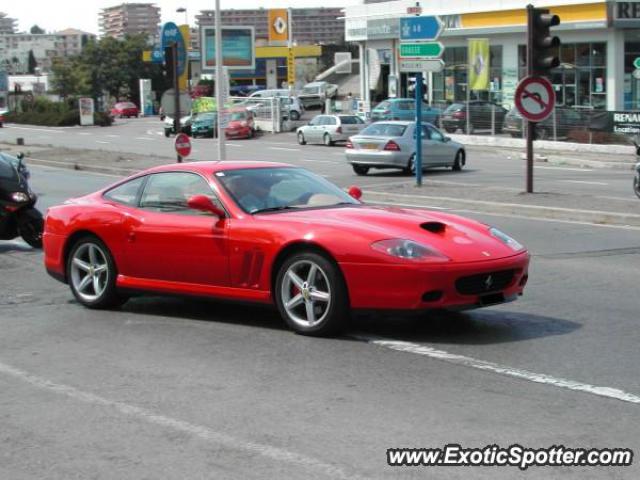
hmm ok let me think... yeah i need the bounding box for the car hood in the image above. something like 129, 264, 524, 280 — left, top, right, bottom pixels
259, 205, 524, 263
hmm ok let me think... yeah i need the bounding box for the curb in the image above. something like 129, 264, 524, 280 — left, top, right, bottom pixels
363, 190, 640, 228
24, 157, 139, 176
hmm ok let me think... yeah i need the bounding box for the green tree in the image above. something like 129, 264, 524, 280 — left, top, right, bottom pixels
30, 25, 45, 34
50, 57, 89, 98
77, 34, 169, 105
27, 50, 37, 74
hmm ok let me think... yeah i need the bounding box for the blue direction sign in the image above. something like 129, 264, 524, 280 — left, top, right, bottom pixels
151, 45, 164, 64
400, 16, 443, 42
161, 22, 187, 76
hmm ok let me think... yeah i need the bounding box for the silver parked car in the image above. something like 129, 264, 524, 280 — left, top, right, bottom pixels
298, 81, 339, 109
297, 115, 366, 146
345, 121, 466, 176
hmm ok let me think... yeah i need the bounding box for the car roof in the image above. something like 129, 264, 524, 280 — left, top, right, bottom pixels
143, 161, 292, 176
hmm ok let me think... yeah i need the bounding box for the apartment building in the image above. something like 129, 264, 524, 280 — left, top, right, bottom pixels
99, 3, 161, 40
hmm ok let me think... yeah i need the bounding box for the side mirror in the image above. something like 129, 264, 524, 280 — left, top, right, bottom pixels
444, 136, 451, 142
17, 152, 25, 160
187, 195, 226, 218
347, 185, 362, 201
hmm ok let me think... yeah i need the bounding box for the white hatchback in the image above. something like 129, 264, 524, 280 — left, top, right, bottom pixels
297, 115, 366, 146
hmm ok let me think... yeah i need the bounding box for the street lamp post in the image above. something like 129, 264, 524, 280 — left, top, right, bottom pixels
176, 7, 188, 26
214, 0, 226, 160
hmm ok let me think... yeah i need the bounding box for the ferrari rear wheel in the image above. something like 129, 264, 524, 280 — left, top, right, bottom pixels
67, 236, 127, 309
275, 252, 349, 336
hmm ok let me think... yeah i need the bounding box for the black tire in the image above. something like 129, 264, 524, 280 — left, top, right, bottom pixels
403, 154, 416, 175
510, 132, 520, 138
323, 133, 334, 146
164, 129, 171, 138
18, 208, 43, 249
297, 132, 307, 145
634, 172, 640, 199
444, 126, 456, 134
452, 150, 465, 171
290, 110, 300, 121
274, 251, 349, 336
67, 235, 127, 309
352, 165, 369, 176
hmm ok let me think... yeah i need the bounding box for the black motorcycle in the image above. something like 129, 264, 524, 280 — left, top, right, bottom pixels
0, 152, 44, 248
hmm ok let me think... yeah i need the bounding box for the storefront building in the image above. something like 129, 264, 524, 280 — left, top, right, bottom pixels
345, 0, 640, 111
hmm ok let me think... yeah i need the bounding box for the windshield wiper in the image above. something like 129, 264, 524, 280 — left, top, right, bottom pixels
251, 205, 300, 214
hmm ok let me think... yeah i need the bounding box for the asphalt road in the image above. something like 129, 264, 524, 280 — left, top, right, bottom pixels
0, 118, 635, 204
0, 165, 638, 479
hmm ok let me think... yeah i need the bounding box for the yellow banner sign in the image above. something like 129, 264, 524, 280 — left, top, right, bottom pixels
468, 39, 490, 91
287, 47, 296, 85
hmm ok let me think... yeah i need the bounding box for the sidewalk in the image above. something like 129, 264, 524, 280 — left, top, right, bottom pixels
2, 141, 639, 228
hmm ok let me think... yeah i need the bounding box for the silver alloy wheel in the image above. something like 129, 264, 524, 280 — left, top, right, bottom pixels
281, 260, 332, 328
70, 243, 109, 302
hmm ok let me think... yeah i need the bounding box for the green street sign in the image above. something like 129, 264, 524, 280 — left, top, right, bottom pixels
634, 57, 640, 69
399, 42, 444, 59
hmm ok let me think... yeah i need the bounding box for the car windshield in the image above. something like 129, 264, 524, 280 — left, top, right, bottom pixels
339, 115, 363, 124
216, 167, 358, 214
302, 86, 320, 94
194, 112, 215, 121
0, 154, 18, 180
230, 112, 247, 121
361, 123, 407, 137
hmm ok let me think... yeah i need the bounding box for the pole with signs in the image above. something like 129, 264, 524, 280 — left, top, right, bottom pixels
172, 42, 181, 162
399, 4, 444, 186
215, 0, 226, 161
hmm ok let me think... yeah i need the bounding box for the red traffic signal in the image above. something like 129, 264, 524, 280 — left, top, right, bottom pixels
528, 7, 561, 74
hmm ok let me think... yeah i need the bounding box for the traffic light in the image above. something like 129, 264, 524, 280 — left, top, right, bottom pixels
528, 6, 560, 75
163, 45, 176, 82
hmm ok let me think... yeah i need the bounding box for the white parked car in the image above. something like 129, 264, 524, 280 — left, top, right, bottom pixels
244, 93, 304, 121
298, 82, 339, 109
297, 114, 366, 146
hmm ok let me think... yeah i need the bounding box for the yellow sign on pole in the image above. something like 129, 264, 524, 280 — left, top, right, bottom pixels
269, 9, 289, 43
468, 38, 490, 91
178, 24, 190, 91
287, 47, 296, 86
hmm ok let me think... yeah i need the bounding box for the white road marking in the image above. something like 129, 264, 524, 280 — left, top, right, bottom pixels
299, 158, 341, 164
134, 137, 154, 141
106, 134, 120, 138
561, 180, 609, 186
226, 143, 244, 147
535, 166, 593, 172
78, 132, 91, 136
354, 335, 640, 405
268, 147, 301, 152
96, 141, 110, 144
0, 361, 362, 480
7, 126, 64, 134
597, 195, 639, 202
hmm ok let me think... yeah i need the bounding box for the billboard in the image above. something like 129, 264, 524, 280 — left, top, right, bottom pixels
79, 98, 94, 126
201, 26, 255, 71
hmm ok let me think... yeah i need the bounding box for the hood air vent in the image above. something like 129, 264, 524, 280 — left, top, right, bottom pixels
420, 221, 446, 234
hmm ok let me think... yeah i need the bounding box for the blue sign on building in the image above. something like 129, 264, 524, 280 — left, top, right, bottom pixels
400, 16, 443, 42
161, 22, 186, 76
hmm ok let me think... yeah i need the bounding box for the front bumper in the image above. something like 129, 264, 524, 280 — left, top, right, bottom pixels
346, 149, 411, 168
225, 126, 251, 138
340, 251, 529, 311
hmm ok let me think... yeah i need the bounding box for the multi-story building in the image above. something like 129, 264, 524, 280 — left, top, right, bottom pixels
0, 12, 17, 35
0, 29, 95, 74
196, 7, 345, 45
99, 3, 161, 41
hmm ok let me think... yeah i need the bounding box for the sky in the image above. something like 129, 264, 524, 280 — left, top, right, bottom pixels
4, 0, 361, 35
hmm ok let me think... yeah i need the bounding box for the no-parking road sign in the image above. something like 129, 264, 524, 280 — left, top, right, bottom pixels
174, 133, 192, 158
515, 76, 555, 123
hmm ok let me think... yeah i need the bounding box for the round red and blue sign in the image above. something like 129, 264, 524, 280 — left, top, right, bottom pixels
514, 76, 556, 123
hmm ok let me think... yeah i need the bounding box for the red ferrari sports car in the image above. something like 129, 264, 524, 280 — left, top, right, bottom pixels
43, 161, 529, 336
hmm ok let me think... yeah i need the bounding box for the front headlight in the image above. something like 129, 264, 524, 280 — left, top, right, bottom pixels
489, 227, 524, 251
371, 239, 449, 262
11, 192, 29, 203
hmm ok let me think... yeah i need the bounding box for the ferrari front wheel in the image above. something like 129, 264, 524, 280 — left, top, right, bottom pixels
275, 252, 349, 336
67, 236, 127, 309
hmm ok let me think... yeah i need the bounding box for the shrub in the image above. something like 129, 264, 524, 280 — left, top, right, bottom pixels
94, 112, 113, 127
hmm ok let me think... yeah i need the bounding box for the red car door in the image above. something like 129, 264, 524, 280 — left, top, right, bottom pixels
122, 172, 229, 286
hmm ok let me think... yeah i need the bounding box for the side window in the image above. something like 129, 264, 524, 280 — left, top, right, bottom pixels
418, 125, 431, 139
309, 116, 321, 126
429, 127, 444, 142
103, 176, 145, 206
139, 172, 222, 215
323, 117, 336, 126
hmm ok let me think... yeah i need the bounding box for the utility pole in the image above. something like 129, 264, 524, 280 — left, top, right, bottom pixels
172, 42, 182, 163
215, 0, 226, 160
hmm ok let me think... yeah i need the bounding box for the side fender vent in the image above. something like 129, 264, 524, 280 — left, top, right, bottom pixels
420, 221, 446, 234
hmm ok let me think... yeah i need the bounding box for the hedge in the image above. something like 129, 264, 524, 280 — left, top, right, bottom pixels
5, 110, 113, 127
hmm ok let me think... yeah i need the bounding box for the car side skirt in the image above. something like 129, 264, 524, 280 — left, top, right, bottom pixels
116, 275, 272, 304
